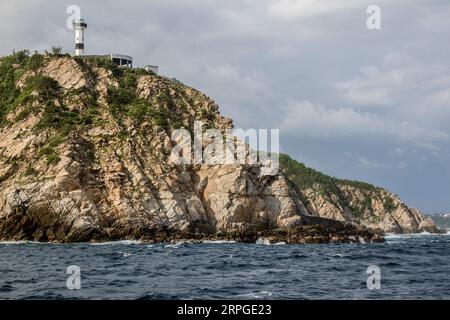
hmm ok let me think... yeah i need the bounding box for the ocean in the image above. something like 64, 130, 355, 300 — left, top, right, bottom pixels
1, 233, 449, 300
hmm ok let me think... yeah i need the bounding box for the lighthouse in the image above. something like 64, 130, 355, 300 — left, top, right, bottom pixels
71, 17, 155, 70
73, 18, 87, 56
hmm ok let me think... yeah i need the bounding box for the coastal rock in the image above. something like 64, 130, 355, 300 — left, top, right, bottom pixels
280, 154, 441, 234
1, 54, 314, 242
0, 52, 437, 242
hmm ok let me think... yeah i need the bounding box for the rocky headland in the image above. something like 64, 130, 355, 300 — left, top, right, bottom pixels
0, 51, 440, 243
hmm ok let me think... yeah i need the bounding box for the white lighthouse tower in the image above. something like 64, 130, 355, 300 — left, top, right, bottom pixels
73, 18, 87, 56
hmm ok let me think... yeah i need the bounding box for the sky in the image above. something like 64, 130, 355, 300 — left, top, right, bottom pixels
1, 0, 449, 213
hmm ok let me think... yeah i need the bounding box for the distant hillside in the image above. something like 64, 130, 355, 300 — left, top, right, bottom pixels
427, 214, 450, 230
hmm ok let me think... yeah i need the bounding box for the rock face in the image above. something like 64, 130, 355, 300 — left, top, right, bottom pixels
0, 52, 314, 242
0, 52, 437, 243
280, 154, 441, 234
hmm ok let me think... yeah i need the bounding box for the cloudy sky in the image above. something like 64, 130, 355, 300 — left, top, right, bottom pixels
1, 0, 449, 213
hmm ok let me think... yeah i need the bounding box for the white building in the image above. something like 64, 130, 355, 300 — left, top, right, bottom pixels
72, 17, 158, 72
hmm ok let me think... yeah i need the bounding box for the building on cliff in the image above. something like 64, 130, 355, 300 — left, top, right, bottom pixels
72, 17, 158, 73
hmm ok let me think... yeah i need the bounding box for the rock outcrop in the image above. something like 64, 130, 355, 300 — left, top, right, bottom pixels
0, 51, 438, 243
0, 52, 317, 243
280, 154, 441, 234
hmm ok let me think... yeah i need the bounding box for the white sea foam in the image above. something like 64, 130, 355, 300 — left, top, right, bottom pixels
165, 244, 180, 248
385, 232, 438, 239
119, 252, 132, 257
384, 234, 402, 239
385, 231, 450, 244
327, 253, 344, 258
254, 238, 286, 246
239, 291, 274, 299
256, 237, 272, 245
201, 240, 237, 244
164, 241, 192, 248
0, 241, 43, 245
89, 240, 143, 246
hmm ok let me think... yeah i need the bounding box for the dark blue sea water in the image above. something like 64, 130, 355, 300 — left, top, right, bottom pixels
1, 233, 449, 300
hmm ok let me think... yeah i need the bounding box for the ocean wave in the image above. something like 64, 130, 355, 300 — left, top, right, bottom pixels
385, 232, 435, 239
385, 232, 450, 244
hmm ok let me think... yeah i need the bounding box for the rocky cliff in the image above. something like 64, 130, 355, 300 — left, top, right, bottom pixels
0, 51, 437, 243
280, 154, 440, 234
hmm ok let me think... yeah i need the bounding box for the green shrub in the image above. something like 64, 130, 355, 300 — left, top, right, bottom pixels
152, 109, 169, 126
280, 154, 340, 192
51, 46, 63, 56
46, 153, 61, 165
117, 130, 129, 140
10, 50, 30, 64
280, 154, 378, 217
81, 57, 122, 77
15, 106, 33, 122
35, 101, 80, 132
26, 53, 44, 71
26, 75, 60, 99
25, 166, 38, 176
0, 54, 22, 123
383, 198, 396, 212
127, 100, 150, 122
38, 145, 61, 165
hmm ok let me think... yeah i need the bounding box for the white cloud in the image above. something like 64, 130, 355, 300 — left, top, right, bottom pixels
425, 88, 450, 106
358, 157, 391, 169
335, 52, 450, 108
267, 0, 361, 19
397, 161, 408, 169
280, 100, 377, 135
358, 158, 408, 170
418, 4, 450, 32
278, 100, 450, 148
395, 147, 404, 155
